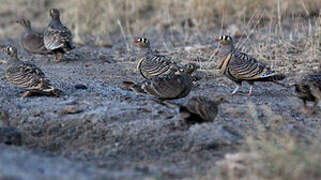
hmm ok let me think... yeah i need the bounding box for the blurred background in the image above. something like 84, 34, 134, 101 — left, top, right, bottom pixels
1, 0, 320, 43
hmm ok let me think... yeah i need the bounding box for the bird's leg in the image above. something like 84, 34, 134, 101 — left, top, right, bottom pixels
20, 91, 33, 98
273, 81, 289, 88
54, 52, 63, 62
303, 100, 310, 114
248, 83, 254, 96
231, 84, 241, 95
312, 101, 318, 114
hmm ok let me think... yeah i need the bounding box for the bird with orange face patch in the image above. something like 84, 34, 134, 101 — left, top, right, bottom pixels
214, 35, 285, 95
134, 37, 198, 79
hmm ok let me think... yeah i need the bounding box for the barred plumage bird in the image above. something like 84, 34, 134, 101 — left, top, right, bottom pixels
1, 45, 61, 97
295, 74, 321, 114
214, 35, 285, 95
134, 37, 196, 79
44, 8, 74, 62
179, 95, 228, 124
16, 18, 51, 55
123, 73, 193, 100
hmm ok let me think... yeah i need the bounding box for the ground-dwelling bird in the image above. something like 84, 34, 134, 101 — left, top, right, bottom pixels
294, 74, 321, 114
214, 35, 285, 95
184, 63, 200, 75
178, 95, 228, 124
134, 37, 197, 79
0, 45, 61, 97
123, 73, 193, 100
44, 8, 74, 62
16, 18, 51, 55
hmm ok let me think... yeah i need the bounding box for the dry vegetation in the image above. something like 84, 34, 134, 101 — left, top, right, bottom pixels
200, 102, 321, 180
0, 0, 321, 179
1, 0, 321, 39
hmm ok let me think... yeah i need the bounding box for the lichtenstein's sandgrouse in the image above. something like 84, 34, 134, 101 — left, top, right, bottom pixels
1, 45, 61, 97
134, 37, 197, 79
44, 8, 74, 62
16, 18, 51, 55
178, 95, 228, 124
123, 73, 193, 100
214, 35, 285, 95
295, 74, 321, 114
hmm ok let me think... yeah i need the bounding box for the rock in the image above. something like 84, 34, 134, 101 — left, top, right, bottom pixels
74, 84, 88, 90
59, 105, 84, 115
0, 127, 22, 146
0, 111, 9, 127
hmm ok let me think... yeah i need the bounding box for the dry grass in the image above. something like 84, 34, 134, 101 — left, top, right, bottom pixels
201, 137, 321, 180
0, 0, 320, 39
199, 103, 321, 180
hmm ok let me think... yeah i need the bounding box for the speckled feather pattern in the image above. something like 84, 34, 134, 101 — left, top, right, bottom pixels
44, 23, 73, 51
180, 96, 219, 122
6, 61, 54, 92
295, 74, 321, 103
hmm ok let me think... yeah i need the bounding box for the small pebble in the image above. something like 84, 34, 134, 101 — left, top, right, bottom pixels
0, 127, 22, 146
59, 105, 84, 115
74, 84, 88, 90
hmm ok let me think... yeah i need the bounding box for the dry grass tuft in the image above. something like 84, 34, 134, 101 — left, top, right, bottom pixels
199, 101, 321, 180
201, 134, 321, 180
0, 0, 320, 40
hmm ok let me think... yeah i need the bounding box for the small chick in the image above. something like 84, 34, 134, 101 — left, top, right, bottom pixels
294, 74, 321, 114
179, 95, 228, 124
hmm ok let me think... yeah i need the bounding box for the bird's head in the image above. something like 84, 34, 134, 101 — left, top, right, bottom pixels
2, 45, 17, 58
184, 63, 200, 74
49, 8, 60, 19
215, 35, 233, 45
134, 37, 150, 49
213, 95, 229, 104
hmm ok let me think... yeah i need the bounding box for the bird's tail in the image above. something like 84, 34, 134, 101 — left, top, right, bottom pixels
42, 86, 62, 97
257, 72, 286, 81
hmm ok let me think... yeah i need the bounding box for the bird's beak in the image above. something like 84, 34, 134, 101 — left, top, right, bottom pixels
215, 38, 221, 42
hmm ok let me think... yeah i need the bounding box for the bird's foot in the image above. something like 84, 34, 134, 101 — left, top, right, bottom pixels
20, 91, 33, 98
53, 59, 63, 63
231, 85, 241, 95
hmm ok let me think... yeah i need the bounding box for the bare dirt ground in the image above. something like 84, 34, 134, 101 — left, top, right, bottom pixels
0, 18, 320, 179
